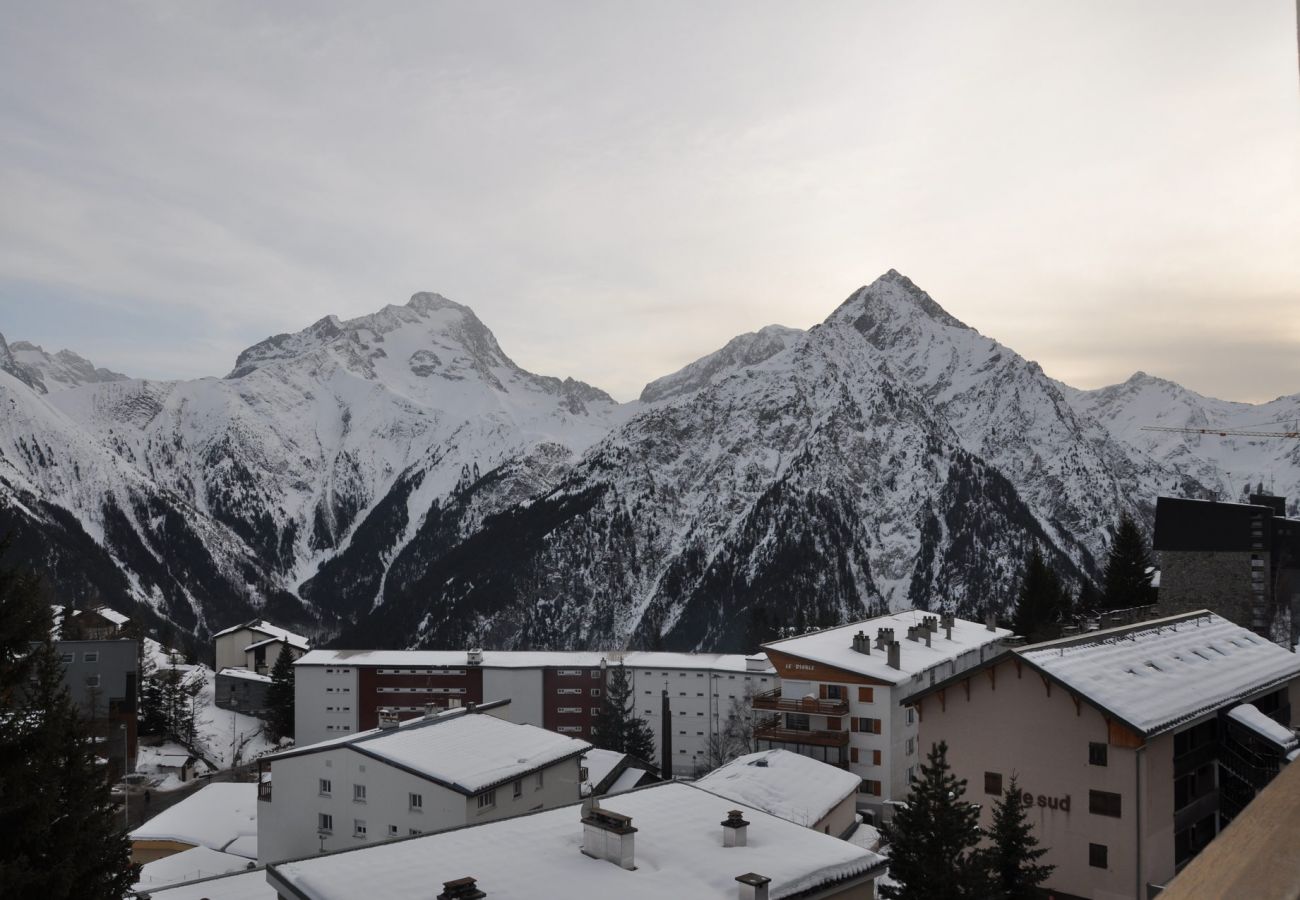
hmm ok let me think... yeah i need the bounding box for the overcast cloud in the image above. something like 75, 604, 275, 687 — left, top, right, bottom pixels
1, 0, 1297, 402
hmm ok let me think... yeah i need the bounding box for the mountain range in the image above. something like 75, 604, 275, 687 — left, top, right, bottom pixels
2, 272, 1296, 652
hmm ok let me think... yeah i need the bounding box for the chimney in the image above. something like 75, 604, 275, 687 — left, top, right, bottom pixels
437, 877, 486, 900
906, 626, 919, 642
745, 655, 769, 673
722, 810, 750, 847
875, 627, 894, 650
581, 804, 637, 870
924, 628, 932, 648
467, 647, 484, 666
887, 640, 901, 670
851, 630, 870, 654
985, 610, 997, 632
377, 707, 400, 730
424, 703, 440, 719
736, 873, 771, 900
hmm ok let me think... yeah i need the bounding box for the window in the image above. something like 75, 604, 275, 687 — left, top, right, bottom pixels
1089, 843, 1108, 869
557, 706, 583, 714
1089, 790, 1122, 818
590, 707, 600, 716
851, 717, 882, 734
873, 750, 882, 766
319, 778, 332, 796
591, 670, 601, 678
851, 748, 859, 764
557, 688, 582, 695
513, 779, 523, 798
536, 771, 544, 789
590, 688, 602, 697
318, 813, 333, 833
477, 789, 496, 809
83, 652, 99, 663
60, 652, 75, 664
354, 819, 367, 838
906, 707, 915, 725
84, 674, 100, 687
860, 779, 882, 796
409, 828, 422, 836
1089, 742, 1108, 767
787, 713, 811, 731
905, 737, 915, 755
857, 686, 874, 703
906, 766, 916, 783
354, 784, 367, 802
824, 684, 845, 700
558, 669, 581, 676
985, 771, 1003, 796
409, 792, 422, 810
388, 825, 399, 836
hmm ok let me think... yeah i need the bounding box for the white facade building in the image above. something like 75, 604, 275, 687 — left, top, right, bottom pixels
213, 619, 310, 675
256, 700, 589, 863
760, 610, 1009, 823
293, 650, 776, 776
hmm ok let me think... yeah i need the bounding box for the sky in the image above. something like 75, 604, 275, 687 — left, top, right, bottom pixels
1, 1, 1297, 403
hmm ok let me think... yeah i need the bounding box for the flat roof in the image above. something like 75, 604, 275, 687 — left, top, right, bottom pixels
136, 869, 276, 900
266, 782, 885, 900
268, 703, 590, 794
132, 846, 253, 893
129, 783, 259, 858
762, 610, 1008, 684
295, 648, 774, 674
1160, 760, 1300, 899
695, 749, 860, 827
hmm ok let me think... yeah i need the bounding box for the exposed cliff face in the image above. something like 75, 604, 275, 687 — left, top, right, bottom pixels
3, 273, 1277, 652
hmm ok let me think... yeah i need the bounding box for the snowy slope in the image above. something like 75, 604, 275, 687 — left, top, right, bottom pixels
1062, 373, 1300, 515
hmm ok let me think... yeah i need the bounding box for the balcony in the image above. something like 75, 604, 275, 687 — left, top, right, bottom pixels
754, 715, 851, 748
751, 688, 849, 717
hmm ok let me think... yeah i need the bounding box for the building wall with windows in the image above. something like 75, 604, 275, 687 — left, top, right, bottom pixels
54, 638, 138, 778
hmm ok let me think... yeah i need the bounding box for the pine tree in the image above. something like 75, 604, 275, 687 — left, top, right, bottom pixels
266, 647, 296, 741
0, 537, 137, 898
1100, 513, 1156, 611
880, 741, 989, 900
591, 664, 656, 764
1012, 546, 1067, 641
985, 776, 1054, 899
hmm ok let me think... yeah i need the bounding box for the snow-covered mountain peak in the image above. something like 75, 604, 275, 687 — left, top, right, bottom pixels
6, 341, 129, 392
827, 269, 971, 334
639, 323, 805, 403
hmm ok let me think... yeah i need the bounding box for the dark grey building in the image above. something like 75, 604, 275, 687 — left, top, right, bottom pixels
54, 638, 139, 778
215, 667, 272, 717
1154, 494, 1300, 646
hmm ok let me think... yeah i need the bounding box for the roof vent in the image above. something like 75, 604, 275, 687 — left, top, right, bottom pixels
467, 648, 484, 666
437, 877, 486, 900
736, 872, 771, 900
746, 655, 769, 673
377, 707, 400, 730
722, 809, 750, 847
985, 610, 997, 632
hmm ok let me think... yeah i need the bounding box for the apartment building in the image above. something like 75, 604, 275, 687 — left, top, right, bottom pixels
263, 781, 887, 900
213, 619, 310, 675
757, 610, 1008, 823
55, 637, 138, 779
909, 610, 1300, 899
294, 649, 775, 776
257, 699, 589, 863
1154, 494, 1300, 645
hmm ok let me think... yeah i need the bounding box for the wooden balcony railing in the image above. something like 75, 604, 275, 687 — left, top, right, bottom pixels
751, 688, 849, 717
754, 715, 851, 748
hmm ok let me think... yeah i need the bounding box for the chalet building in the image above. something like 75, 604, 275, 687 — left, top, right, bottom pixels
213, 619, 310, 676
908, 610, 1300, 900
55, 637, 138, 779
60, 605, 130, 641
696, 748, 862, 837
256, 699, 590, 863
262, 781, 887, 900
216, 667, 273, 716
293, 650, 775, 776
757, 610, 1008, 823
1154, 494, 1300, 645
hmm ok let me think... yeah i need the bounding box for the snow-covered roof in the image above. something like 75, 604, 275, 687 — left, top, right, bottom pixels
581, 748, 626, 790
92, 606, 130, 626
243, 636, 305, 653
763, 609, 1008, 684
695, 749, 861, 827
213, 619, 309, 650
266, 782, 885, 900
133, 846, 253, 892
217, 666, 273, 683
1228, 704, 1300, 752
129, 783, 259, 858
1017, 612, 1300, 737
143, 869, 277, 900
605, 767, 649, 795
295, 648, 773, 674
269, 704, 590, 794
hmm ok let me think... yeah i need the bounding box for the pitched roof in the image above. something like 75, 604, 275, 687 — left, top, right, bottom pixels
762, 609, 1008, 684
695, 749, 861, 827
213, 619, 309, 650
268, 703, 590, 794
265, 782, 885, 900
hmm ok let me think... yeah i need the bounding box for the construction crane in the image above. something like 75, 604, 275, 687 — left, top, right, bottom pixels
1140, 425, 1300, 439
